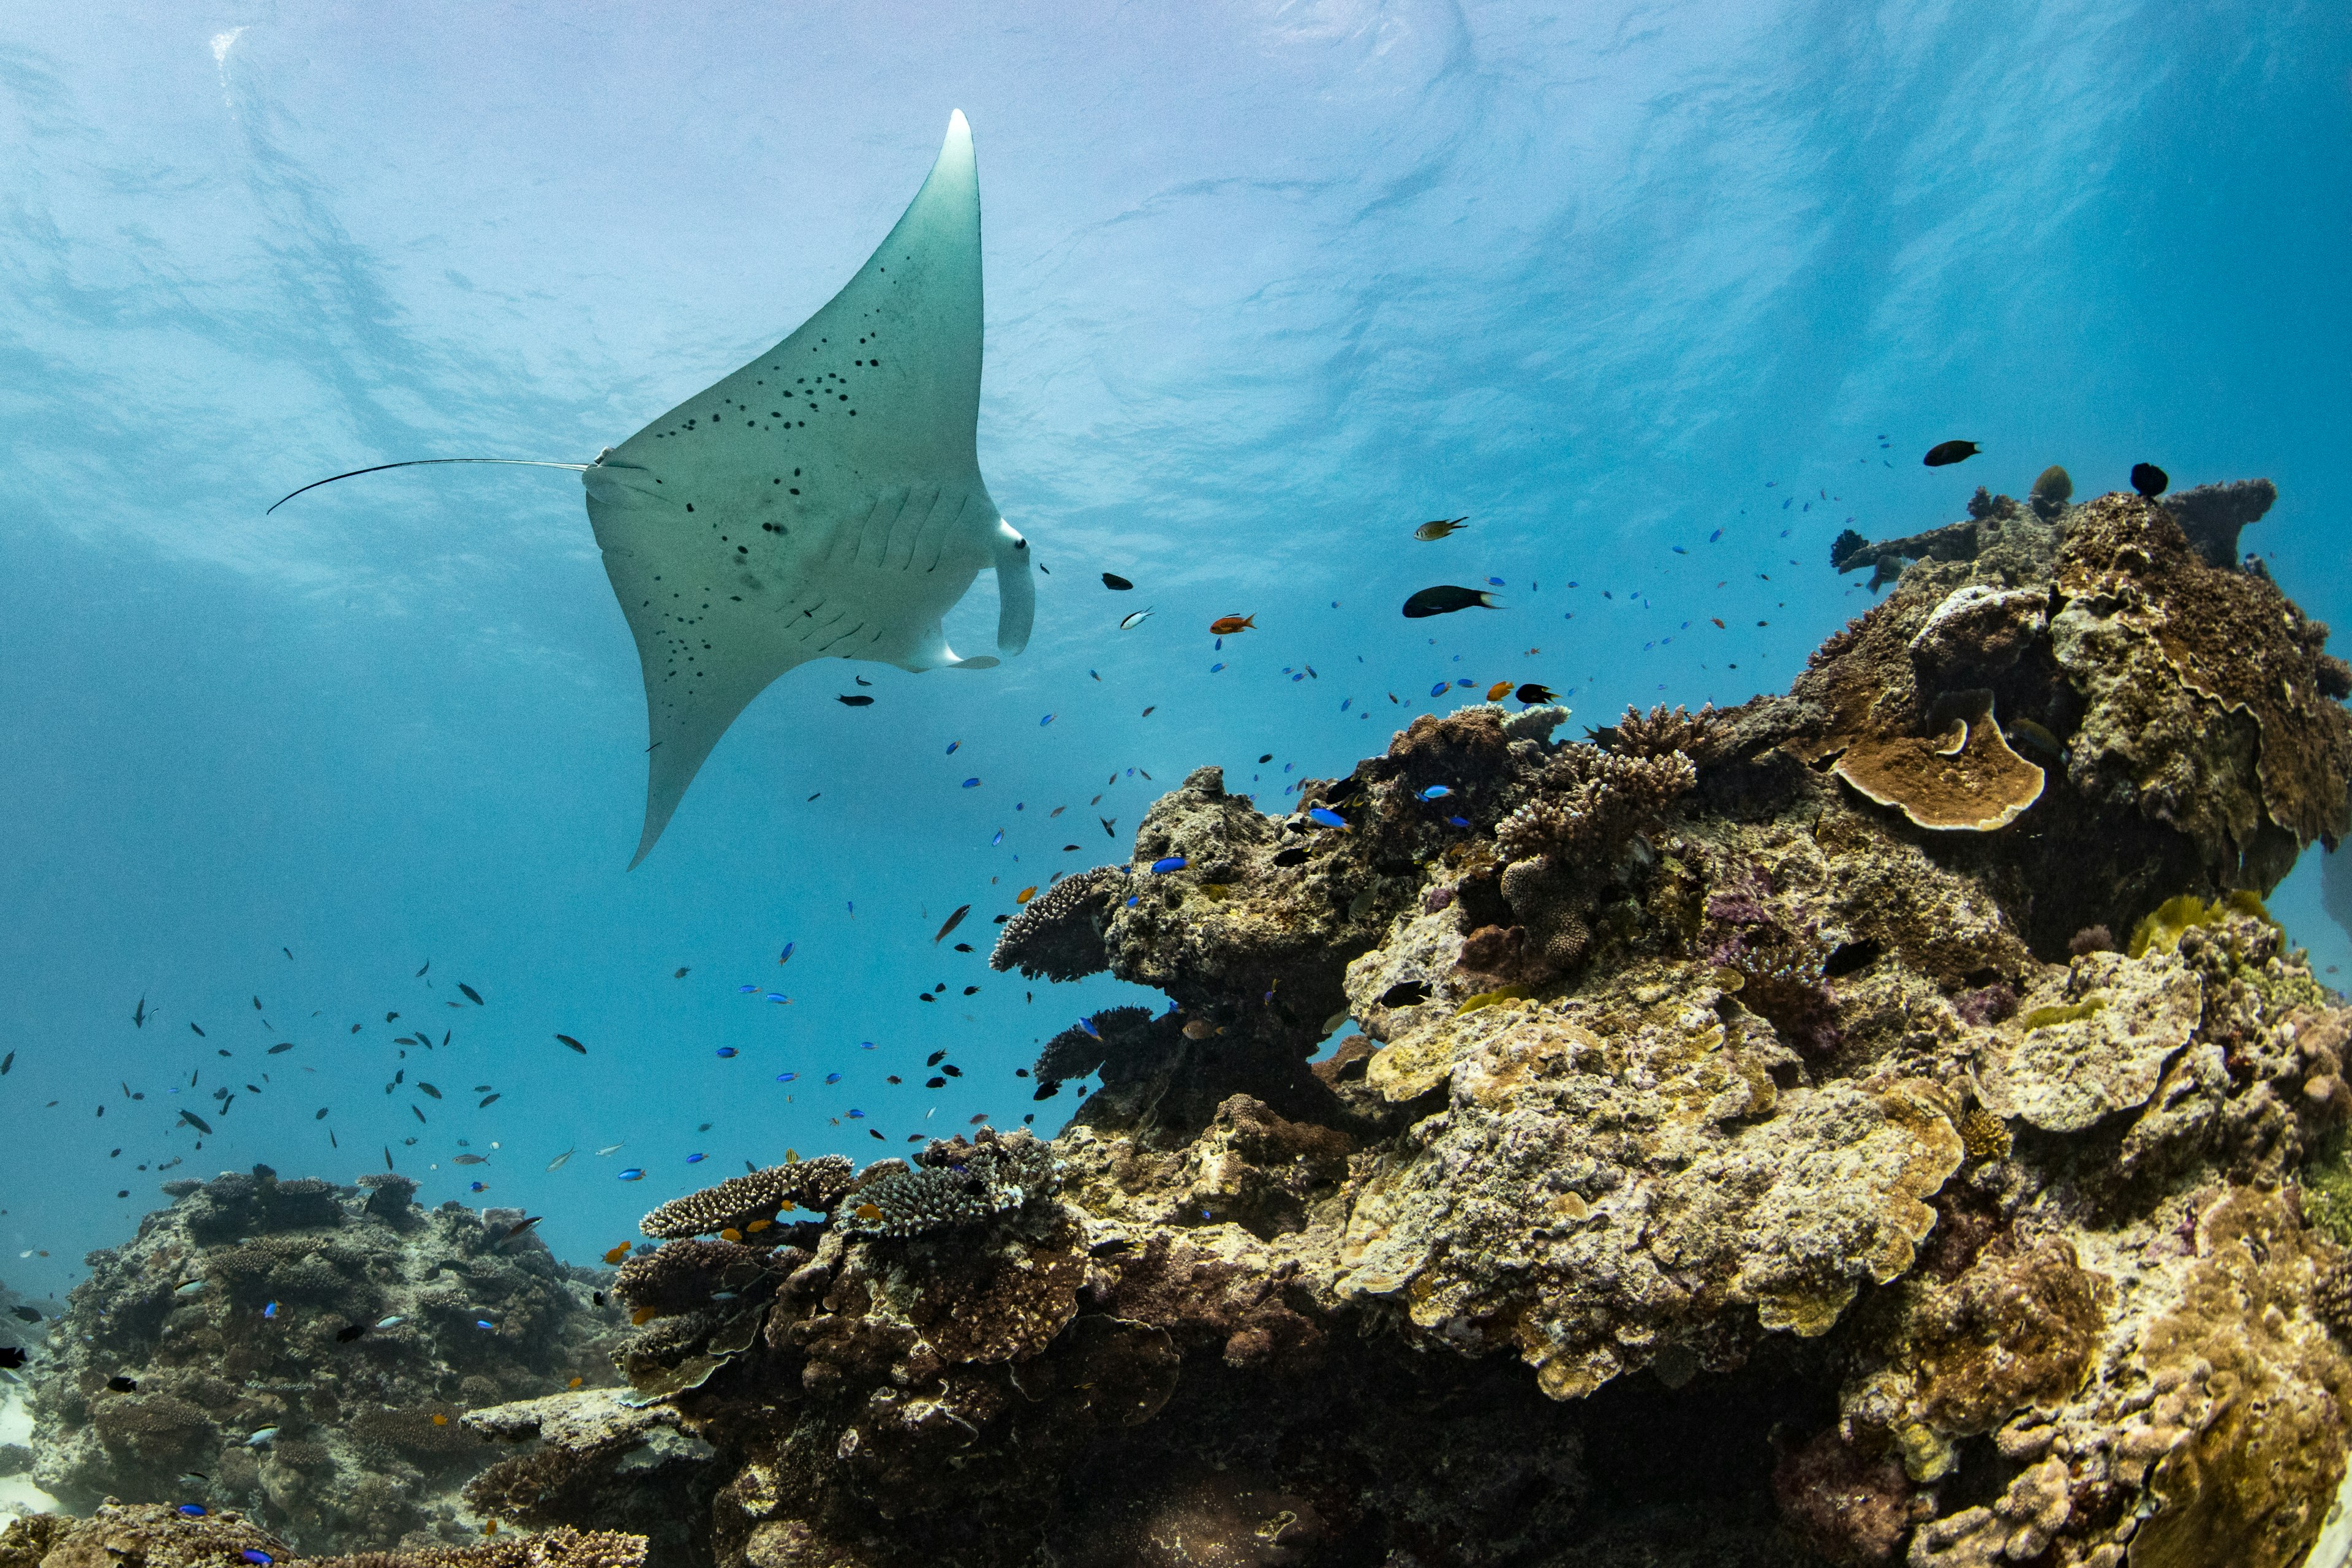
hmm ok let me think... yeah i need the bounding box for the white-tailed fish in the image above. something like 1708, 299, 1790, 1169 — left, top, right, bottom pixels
1118, 608, 1154, 630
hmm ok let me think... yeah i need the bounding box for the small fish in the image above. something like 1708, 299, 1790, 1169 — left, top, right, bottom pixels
1270, 846, 1308, 867
1922, 439, 1980, 467
1711, 617, 1725, 628
459, 984, 484, 1005
836, 695, 875, 707
1150, 855, 1188, 873
556, 1035, 587, 1055
547, 1148, 574, 1171
243, 1553, 273, 1567
2131, 461, 2168, 497
715, 1046, 739, 1058
596, 1143, 624, 1156
685, 1152, 706, 1163
618, 1167, 644, 1181
1447, 815, 1470, 827
174, 1279, 207, 1297
1379, 979, 1433, 1008
1402, 585, 1501, 618
9, 1306, 40, 1323
335, 1322, 369, 1342
452, 1153, 488, 1165
603, 1242, 633, 1264
1182, 1019, 1215, 1040
175, 1503, 203, 1517
1306, 807, 1347, 828
674, 967, 689, 978
1515, 683, 1555, 704
1040, 712, 1055, 726
1208, 614, 1256, 635
933, 905, 972, 943
470, 1182, 488, 1193
246, 1426, 279, 1446
0, 1347, 29, 1370
1099, 816, 1117, 837
190, 1022, 205, 1037
132, 996, 148, 1028
1419, 785, 1452, 800
1485, 680, 1513, 700
376, 1316, 406, 1331
1101, 572, 1134, 590
777, 942, 795, 966
1012, 885, 1039, 905
108, 1375, 139, 1392
825, 1071, 843, 1084
1118, 608, 1154, 630
962, 777, 980, 788
267, 1042, 293, 1054
1414, 516, 1468, 540
502, 1216, 544, 1242
418, 1083, 442, 1099
178, 1109, 213, 1135
1077, 1016, 1102, 1040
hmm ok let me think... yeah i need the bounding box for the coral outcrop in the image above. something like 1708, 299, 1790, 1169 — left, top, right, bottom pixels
23, 1170, 628, 1553
28, 475, 2352, 1568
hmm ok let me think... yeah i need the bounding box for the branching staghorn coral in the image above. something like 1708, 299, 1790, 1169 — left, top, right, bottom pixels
638, 1155, 853, 1239
1590, 701, 1723, 761
1496, 745, 1696, 862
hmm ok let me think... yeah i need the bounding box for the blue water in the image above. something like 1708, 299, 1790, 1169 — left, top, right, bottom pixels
2, 2, 2347, 1295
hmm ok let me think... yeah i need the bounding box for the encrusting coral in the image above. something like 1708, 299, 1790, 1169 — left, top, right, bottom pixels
0, 1504, 646, 1568
29, 475, 2352, 1568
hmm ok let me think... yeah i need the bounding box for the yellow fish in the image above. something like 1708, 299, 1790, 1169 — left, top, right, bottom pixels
1486, 680, 1513, 701
567, 1376, 583, 1389
854, 1202, 883, 1221
719, 1227, 742, 1243
432, 1413, 449, 1427
631, 1305, 659, 1325
1016, 886, 1038, 904
603, 1243, 631, 1265
745, 1218, 771, 1233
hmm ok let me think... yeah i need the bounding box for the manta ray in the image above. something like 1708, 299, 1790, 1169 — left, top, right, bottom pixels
275, 111, 1033, 865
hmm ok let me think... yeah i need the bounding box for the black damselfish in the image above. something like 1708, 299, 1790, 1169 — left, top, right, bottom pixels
1403, 585, 1501, 619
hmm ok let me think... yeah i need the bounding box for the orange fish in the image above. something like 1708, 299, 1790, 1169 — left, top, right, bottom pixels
568, 1376, 583, 1389
1485, 680, 1513, 701
854, 1202, 884, 1221
1208, 614, 1256, 635
1015, 886, 1038, 904
433, 1413, 450, 1427
602, 1243, 630, 1265
719, 1227, 742, 1242
483, 1521, 500, 1537
631, 1305, 659, 1325
745, 1218, 771, 1233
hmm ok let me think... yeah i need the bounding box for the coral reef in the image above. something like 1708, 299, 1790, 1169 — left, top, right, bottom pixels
28, 475, 2352, 1568
23, 1170, 628, 1553
0, 1503, 644, 1568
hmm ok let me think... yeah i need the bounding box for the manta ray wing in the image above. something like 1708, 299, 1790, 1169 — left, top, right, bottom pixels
585, 110, 1034, 867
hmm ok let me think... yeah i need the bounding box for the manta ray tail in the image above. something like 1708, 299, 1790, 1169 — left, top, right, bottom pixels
266, 458, 591, 515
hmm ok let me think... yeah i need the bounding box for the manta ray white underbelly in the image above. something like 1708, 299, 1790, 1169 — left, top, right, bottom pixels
586, 110, 1031, 865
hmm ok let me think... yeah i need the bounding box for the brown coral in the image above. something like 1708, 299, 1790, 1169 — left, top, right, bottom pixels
1831, 696, 2043, 832
989, 864, 1126, 982
1496, 745, 1695, 861
638, 1156, 852, 1239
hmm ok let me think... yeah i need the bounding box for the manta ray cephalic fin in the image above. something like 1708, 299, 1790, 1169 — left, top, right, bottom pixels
584, 110, 1033, 867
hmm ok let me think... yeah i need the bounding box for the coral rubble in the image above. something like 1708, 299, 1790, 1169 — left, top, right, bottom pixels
21, 1170, 627, 1552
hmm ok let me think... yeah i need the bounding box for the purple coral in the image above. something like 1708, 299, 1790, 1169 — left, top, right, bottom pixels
1954, 982, 2018, 1027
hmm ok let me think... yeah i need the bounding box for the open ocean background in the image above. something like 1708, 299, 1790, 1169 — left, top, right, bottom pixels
2, 0, 2347, 1297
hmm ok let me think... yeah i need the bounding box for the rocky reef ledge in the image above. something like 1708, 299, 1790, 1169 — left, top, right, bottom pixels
17, 480, 2352, 1568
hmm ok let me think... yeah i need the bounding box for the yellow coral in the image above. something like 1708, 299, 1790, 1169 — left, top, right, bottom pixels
2018, 998, 2106, 1030
1960, 1109, 2011, 1163
2127, 889, 2278, 959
